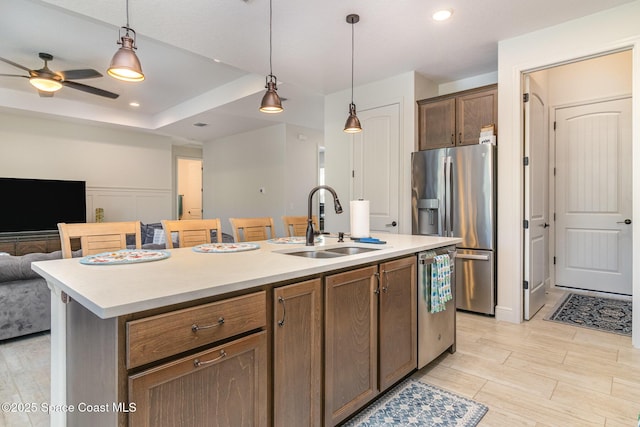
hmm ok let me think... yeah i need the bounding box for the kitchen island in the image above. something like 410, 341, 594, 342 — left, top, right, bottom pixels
33, 233, 460, 427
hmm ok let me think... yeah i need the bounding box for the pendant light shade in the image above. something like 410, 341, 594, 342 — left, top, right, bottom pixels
344, 14, 362, 133
260, 0, 283, 113
108, 0, 144, 82
260, 76, 283, 113
344, 103, 362, 133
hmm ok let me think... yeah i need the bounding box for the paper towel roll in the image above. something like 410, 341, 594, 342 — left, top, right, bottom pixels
350, 200, 370, 238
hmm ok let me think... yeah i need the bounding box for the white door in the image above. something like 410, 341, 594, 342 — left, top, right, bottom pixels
177, 158, 203, 220
523, 75, 550, 320
555, 97, 632, 295
351, 103, 400, 234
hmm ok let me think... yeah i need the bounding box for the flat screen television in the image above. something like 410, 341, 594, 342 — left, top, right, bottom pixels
0, 177, 86, 233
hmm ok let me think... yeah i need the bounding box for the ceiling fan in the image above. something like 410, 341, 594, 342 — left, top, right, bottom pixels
0, 52, 119, 99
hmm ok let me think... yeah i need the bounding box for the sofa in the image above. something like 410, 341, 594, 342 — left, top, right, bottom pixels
0, 251, 68, 340
0, 222, 234, 341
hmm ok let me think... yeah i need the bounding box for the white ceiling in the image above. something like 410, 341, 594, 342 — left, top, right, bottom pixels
0, 0, 633, 143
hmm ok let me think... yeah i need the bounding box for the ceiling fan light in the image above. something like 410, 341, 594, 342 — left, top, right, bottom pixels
29, 77, 62, 92
344, 103, 362, 133
107, 36, 145, 82
260, 79, 283, 113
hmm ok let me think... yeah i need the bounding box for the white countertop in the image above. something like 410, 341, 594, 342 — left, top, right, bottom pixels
32, 234, 460, 319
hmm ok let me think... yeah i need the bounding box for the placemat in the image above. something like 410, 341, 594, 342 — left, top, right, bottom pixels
192, 242, 260, 253
267, 237, 320, 244
80, 249, 171, 265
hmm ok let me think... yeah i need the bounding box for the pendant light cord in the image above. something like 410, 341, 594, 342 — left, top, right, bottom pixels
350, 19, 354, 104
269, 0, 273, 77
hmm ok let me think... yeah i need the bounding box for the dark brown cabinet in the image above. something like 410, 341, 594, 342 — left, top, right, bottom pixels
418, 84, 497, 150
273, 278, 322, 427
324, 256, 417, 426
324, 265, 378, 427
129, 332, 267, 427
378, 256, 417, 391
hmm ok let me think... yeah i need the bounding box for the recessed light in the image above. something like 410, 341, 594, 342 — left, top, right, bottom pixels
432, 9, 453, 21
129, 102, 140, 107
193, 122, 208, 127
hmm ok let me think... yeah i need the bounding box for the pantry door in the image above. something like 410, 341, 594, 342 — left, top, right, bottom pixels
523, 75, 550, 320
351, 103, 400, 233
555, 97, 632, 295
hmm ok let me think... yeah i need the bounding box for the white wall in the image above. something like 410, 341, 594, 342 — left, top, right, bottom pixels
202, 123, 320, 237
497, 1, 640, 347
546, 50, 632, 106
284, 125, 321, 217
324, 71, 428, 235
0, 111, 173, 223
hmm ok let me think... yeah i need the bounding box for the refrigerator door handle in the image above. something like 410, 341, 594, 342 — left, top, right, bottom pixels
448, 158, 454, 237
442, 156, 448, 236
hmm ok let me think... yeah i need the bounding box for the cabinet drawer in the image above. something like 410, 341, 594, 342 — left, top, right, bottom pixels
127, 291, 266, 368
129, 331, 267, 427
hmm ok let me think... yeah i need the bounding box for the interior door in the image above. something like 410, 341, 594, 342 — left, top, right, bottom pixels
523, 75, 549, 320
177, 158, 203, 219
555, 97, 632, 295
352, 103, 399, 233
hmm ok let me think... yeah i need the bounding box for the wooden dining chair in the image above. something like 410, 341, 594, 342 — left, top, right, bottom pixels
229, 217, 276, 242
282, 215, 319, 237
58, 221, 142, 259
161, 219, 223, 249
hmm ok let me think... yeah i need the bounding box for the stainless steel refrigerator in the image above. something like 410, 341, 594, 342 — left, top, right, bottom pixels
411, 144, 496, 315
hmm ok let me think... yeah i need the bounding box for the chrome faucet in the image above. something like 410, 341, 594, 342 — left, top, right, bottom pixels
306, 185, 343, 246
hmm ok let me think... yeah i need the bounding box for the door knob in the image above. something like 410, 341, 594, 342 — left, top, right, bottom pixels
616, 219, 632, 225
386, 221, 397, 227
539, 223, 550, 228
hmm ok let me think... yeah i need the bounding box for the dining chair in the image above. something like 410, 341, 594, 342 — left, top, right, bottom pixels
282, 215, 319, 237
58, 221, 141, 259
229, 217, 276, 242
161, 219, 223, 249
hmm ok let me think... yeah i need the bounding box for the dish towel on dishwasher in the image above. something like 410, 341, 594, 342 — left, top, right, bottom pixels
429, 254, 452, 313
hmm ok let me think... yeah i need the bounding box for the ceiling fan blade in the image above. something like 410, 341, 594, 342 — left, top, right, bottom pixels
62, 80, 119, 99
0, 56, 32, 73
38, 90, 54, 98
59, 69, 103, 80
0, 73, 28, 78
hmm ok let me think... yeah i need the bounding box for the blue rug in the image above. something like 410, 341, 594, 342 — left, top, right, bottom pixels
546, 293, 632, 336
343, 378, 488, 427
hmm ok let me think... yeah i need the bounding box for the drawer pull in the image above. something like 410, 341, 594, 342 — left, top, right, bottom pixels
191, 317, 224, 332
193, 350, 227, 368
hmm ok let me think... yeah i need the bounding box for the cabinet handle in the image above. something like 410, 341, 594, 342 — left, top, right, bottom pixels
191, 317, 224, 332
450, 134, 454, 145
382, 270, 389, 293
193, 350, 227, 368
374, 272, 381, 294
277, 296, 286, 327
458, 132, 462, 144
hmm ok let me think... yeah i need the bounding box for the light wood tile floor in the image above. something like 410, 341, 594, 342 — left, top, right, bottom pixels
415, 288, 640, 426
1, 288, 638, 426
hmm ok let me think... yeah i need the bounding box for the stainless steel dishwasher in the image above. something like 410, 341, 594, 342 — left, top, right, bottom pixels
417, 245, 457, 369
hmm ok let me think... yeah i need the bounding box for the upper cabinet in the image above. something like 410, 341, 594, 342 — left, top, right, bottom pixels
418, 84, 497, 150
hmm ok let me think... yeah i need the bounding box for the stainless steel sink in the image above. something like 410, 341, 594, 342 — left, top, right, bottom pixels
280, 245, 381, 258
324, 246, 380, 255
286, 250, 345, 258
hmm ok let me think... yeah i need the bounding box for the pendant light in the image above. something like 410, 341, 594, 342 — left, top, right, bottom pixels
107, 0, 145, 82
259, 0, 283, 113
344, 14, 362, 133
